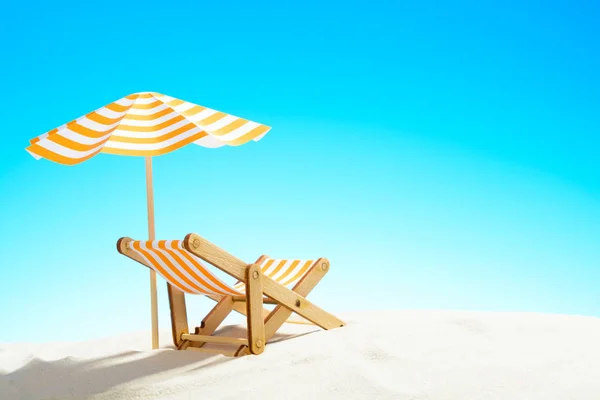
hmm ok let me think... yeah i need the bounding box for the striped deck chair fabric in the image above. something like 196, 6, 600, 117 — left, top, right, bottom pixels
127, 240, 317, 296
233, 259, 317, 292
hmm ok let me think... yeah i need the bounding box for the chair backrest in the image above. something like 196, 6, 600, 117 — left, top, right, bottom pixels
127, 240, 242, 296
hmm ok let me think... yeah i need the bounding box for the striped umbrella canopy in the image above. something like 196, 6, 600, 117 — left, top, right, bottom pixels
26, 92, 271, 349
26, 91, 270, 163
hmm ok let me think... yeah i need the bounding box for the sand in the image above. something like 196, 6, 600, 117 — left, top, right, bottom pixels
1, 310, 600, 400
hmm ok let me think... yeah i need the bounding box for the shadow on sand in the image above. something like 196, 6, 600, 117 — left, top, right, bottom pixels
0, 325, 318, 400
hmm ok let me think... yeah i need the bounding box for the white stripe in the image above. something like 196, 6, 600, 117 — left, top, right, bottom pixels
95, 106, 129, 120
209, 121, 260, 142
279, 261, 312, 286
33, 139, 104, 159
169, 241, 237, 295
170, 101, 198, 114
192, 135, 227, 148
114, 97, 135, 107
109, 119, 194, 139
202, 114, 239, 131
172, 242, 240, 295
187, 108, 218, 124
105, 127, 200, 151
25, 148, 42, 160
52, 127, 114, 146
262, 259, 283, 277
76, 117, 122, 133
156, 244, 218, 294
34, 132, 49, 141
269, 260, 295, 282
139, 242, 199, 294
233, 284, 246, 294
120, 111, 181, 127
258, 258, 273, 275
274, 261, 301, 282
151, 94, 210, 118
133, 95, 159, 104
152, 93, 172, 102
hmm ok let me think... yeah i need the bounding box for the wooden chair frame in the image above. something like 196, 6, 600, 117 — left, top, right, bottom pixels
116, 233, 345, 356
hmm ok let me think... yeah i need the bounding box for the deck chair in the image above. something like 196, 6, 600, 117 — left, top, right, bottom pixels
116, 233, 345, 356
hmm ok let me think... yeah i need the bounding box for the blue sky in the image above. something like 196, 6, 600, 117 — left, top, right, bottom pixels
1, 0, 599, 343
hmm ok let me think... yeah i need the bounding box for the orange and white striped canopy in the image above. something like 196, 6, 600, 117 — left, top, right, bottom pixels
26, 92, 271, 165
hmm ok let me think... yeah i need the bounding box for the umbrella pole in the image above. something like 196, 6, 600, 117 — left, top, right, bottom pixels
145, 156, 159, 350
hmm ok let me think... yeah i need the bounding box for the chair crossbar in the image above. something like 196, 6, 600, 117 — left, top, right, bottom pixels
181, 334, 248, 346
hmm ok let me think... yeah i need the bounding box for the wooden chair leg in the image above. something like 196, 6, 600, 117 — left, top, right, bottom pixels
264, 258, 337, 341
246, 263, 266, 355
189, 296, 235, 349
167, 284, 189, 348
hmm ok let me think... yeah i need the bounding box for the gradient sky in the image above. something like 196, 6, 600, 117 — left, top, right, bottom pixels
1, 0, 599, 343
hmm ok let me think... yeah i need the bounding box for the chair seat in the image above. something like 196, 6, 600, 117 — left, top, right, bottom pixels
127, 240, 317, 296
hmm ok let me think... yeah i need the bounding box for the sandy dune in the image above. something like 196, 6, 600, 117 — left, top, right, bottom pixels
1, 310, 600, 399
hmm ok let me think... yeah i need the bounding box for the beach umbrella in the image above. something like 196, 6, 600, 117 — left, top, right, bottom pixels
26, 92, 271, 349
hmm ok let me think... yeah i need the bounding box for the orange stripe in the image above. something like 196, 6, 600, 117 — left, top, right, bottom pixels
101, 131, 205, 157
280, 260, 314, 286
162, 244, 228, 295
271, 260, 300, 282
154, 241, 208, 293
133, 242, 191, 294
116, 114, 186, 132
180, 105, 206, 117
182, 256, 237, 296
208, 118, 248, 136
136, 93, 154, 99
197, 111, 227, 126
227, 124, 271, 146
265, 260, 289, 279
122, 107, 173, 121
178, 247, 240, 295
30, 128, 57, 144
260, 259, 275, 273
25, 143, 104, 165
47, 133, 110, 152
181, 250, 238, 292
131, 100, 162, 110
109, 123, 198, 144
166, 249, 225, 294
85, 111, 122, 126
105, 102, 131, 113
67, 121, 120, 139
166, 99, 184, 107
